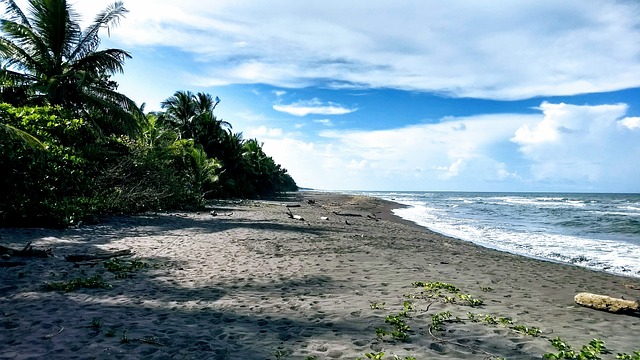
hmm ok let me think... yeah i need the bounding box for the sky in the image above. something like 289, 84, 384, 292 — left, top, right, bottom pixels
24, 0, 640, 192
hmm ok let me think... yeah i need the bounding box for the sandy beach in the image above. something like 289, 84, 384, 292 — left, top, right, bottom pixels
1, 192, 639, 359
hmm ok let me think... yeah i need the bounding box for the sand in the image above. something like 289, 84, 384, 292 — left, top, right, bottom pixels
1, 192, 639, 359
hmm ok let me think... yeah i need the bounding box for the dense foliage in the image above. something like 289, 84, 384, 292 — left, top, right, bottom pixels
0, 0, 297, 227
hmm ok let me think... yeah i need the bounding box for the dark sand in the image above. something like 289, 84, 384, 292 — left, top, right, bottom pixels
1, 192, 639, 359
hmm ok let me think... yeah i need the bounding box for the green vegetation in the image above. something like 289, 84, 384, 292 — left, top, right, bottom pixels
543, 338, 608, 360
0, 0, 297, 228
103, 258, 149, 278
43, 275, 112, 292
364, 281, 639, 360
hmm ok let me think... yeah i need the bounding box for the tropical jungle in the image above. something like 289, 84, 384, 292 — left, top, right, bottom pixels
0, 0, 298, 228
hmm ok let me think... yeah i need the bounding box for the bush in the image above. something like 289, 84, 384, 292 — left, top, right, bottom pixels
0, 104, 96, 227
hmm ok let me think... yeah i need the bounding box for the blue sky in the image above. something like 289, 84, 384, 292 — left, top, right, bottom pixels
51, 1, 640, 191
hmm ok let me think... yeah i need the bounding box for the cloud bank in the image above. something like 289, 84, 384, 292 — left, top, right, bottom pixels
69, 0, 640, 100
250, 102, 640, 192
273, 99, 357, 116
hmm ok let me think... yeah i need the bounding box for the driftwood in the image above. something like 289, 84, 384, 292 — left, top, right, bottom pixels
0, 261, 27, 267
65, 249, 132, 262
332, 211, 363, 217
285, 204, 301, 208
574, 292, 639, 314
286, 208, 304, 221
0, 242, 51, 258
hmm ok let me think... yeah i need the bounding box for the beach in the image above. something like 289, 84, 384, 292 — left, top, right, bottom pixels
1, 192, 639, 359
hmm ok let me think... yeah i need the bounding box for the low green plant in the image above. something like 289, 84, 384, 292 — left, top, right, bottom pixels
105, 328, 116, 337
375, 327, 389, 339
120, 330, 130, 344
430, 311, 452, 332
413, 281, 459, 293
43, 275, 112, 292
90, 318, 102, 329
357, 352, 385, 360
370, 302, 386, 310
104, 258, 149, 278
457, 293, 484, 307
617, 352, 640, 360
543, 337, 607, 360
512, 325, 541, 337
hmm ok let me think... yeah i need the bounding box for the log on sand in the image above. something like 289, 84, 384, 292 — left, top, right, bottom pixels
0, 242, 51, 258
65, 249, 132, 262
574, 292, 639, 314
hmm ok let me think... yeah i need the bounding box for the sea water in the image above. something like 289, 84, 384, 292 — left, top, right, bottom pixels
354, 191, 640, 278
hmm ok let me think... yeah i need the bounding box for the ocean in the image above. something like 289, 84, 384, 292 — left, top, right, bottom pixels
352, 191, 640, 278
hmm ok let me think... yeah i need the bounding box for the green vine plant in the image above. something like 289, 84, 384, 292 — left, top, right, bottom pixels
43, 275, 112, 292
543, 337, 608, 360
356, 352, 417, 360
616, 352, 640, 360
104, 258, 149, 278
407, 281, 483, 307
370, 302, 386, 310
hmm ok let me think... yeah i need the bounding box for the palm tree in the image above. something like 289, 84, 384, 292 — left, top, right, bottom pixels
0, 0, 142, 135
160, 91, 231, 149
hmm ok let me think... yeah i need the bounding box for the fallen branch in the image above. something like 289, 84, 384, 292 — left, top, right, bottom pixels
65, 249, 132, 262
0, 242, 52, 258
286, 208, 304, 221
332, 211, 363, 217
0, 261, 27, 267
285, 204, 301, 208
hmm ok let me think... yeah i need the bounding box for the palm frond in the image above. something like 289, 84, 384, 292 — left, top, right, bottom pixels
70, 48, 130, 74
0, 123, 44, 148
28, 0, 80, 67
1, 0, 31, 27
70, 1, 128, 61
0, 23, 50, 74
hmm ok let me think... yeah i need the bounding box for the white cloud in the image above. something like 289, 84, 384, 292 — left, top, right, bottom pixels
258, 103, 640, 191
273, 99, 357, 116
511, 102, 640, 187
262, 113, 539, 190
620, 117, 640, 130
64, 0, 640, 100
314, 119, 334, 126
245, 126, 284, 138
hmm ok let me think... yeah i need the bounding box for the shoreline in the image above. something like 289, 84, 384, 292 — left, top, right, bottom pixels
1, 191, 639, 359
358, 191, 640, 280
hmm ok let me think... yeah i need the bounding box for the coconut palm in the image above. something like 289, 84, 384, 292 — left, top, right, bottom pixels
160, 91, 230, 139
0, 0, 142, 135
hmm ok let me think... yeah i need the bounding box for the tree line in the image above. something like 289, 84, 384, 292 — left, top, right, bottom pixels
0, 0, 297, 227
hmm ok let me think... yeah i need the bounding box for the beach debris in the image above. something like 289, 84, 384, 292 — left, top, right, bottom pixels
210, 211, 233, 217
367, 214, 379, 221
285, 204, 301, 208
624, 284, 640, 291
44, 325, 64, 339
574, 292, 639, 314
332, 211, 363, 217
0, 261, 27, 267
65, 249, 132, 262
0, 242, 52, 258
286, 208, 304, 221
320, 216, 329, 220
307, 199, 316, 205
